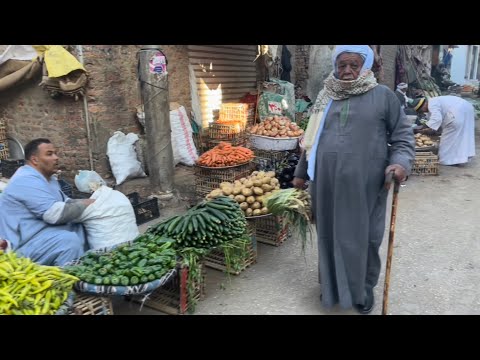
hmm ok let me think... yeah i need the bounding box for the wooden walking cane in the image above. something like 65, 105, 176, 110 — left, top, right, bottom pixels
382, 170, 400, 315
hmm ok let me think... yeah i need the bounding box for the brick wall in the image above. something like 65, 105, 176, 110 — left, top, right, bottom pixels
294, 45, 310, 92
0, 45, 191, 181
380, 45, 398, 90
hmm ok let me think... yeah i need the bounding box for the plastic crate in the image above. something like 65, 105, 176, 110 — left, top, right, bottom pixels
1, 159, 24, 178
135, 263, 206, 315
204, 235, 257, 275
247, 215, 289, 246
58, 179, 73, 198
57, 179, 91, 199
127, 192, 160, 225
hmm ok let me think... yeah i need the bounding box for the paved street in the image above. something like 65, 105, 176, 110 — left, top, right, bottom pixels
115, 119, 480, 315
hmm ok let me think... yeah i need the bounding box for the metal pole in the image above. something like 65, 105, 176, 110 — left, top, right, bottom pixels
76, 45, 94, 171
138, 46, 174, 192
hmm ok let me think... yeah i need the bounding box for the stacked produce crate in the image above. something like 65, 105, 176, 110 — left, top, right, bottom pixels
207, 103, 249, 148
138, 264, 206, 315
194, 142, 255, 199
0, 121, 9, 161
69, 294, 113, 315
412, 152, 439, 176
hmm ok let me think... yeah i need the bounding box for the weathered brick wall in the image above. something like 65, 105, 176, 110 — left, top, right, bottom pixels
380, 45, 398, 90
0, 45, 191, 181
294, 45, 310, 92
0, 74, 89, 175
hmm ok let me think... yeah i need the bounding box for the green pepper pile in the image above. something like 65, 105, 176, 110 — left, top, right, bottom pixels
64, 237, 177, 286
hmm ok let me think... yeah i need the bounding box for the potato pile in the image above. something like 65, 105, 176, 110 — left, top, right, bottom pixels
206, 171, 280, 217
248, 116, 304, 138
415, 133, 435, 148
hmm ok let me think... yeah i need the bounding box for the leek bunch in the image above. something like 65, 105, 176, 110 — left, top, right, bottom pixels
265, 188, 314, 251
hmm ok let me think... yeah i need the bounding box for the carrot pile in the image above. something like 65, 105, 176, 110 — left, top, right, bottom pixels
197, 142, 254, 167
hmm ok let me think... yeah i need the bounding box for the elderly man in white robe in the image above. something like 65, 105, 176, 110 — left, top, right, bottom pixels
412, 96, 476, 165
0, 138, 95, 265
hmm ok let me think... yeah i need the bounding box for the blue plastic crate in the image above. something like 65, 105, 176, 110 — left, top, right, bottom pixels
58, 179, 73, 198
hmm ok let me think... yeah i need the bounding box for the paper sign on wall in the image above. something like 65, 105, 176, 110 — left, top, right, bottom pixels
149, 53, 167, 75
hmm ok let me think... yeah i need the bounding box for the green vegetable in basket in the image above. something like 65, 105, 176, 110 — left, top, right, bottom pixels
94, 276, 104, 285
83, 275, 94, 284
148, 274, 156, 282
120, 276, 129, 286
140, 275, 149, 284
130, 276, 139, 285
154, 270, 165, 279
137, 259, 148, 268
111, 276, 120, 285
102, 276, 111, 285
98, 267, 108, 276
265, 188, 314, 252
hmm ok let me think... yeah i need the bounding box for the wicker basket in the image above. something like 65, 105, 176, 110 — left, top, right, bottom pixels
69, 293, 113, 315
247, 215, 289, 246
412, 151, 439, 176
207, 122, 247, 148
194, 162, 254, 198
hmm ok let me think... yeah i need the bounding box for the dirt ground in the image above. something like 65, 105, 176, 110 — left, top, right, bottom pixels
113, 118, 480, 315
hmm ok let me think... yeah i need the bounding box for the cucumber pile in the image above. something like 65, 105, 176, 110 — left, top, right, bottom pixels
150, 196, 247, 249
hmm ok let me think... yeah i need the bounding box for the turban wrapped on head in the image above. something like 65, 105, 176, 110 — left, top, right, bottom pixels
332, 45, 374, 72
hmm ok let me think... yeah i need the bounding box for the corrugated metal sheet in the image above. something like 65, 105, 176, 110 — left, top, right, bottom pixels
188, 45, 257, 128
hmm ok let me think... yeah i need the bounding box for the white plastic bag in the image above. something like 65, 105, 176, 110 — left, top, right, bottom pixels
74, 170, 106, 193
169, 106, 198, 166
75, 185, 139, 250
107, 131, 146, 185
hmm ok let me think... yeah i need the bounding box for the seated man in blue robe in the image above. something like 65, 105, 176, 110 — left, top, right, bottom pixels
0, 138, 95, 266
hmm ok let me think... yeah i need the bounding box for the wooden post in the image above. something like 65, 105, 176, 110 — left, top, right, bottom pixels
138, 46, 174, 192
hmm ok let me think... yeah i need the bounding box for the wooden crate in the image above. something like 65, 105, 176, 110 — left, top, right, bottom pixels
247, 215, 289, 246
412, 151, 439, 176
204, 235, 257, 275
139, 264, 206, 315
69, 293, 113, 315
194, 162, 254, 198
